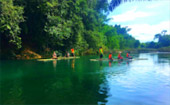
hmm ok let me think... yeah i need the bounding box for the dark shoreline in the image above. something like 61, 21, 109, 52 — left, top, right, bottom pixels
1, 47, 170, 60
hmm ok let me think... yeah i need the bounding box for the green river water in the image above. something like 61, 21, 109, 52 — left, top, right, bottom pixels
0, 53, 170, 105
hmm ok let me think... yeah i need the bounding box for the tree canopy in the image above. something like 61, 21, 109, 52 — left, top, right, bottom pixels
0, 0, 141, 58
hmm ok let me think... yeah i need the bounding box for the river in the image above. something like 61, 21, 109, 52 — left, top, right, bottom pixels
0, 53, 170, 105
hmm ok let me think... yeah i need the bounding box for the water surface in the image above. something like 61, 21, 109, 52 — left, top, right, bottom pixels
0, 53, 170, 105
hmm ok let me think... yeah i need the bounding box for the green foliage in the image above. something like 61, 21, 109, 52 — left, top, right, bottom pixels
84, 30, 104, 49
146, 30, 170, 49
99, 24, 139, 50
0, 0, 24, 49
1, 0, 141, 58
107, 36, 120, 49
145, 41, 157, 48
160, 35, 170, 47
134, 40, 140, 48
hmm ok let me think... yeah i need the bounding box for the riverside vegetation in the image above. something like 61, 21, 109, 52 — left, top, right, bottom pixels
0, 0, 170, 59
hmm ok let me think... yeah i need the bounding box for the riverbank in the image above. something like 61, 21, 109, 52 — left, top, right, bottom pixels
158, 46, 170, 52
1, 47, 170, 60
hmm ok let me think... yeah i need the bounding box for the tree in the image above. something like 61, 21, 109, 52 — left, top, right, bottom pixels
0, 0, 24, 50
154, 30, 170, 48
161, 30, 167, 35
134, 40, 140, 48
154, 33, 162, 41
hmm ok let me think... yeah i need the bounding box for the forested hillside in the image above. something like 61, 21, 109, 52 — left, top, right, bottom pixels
0, 0, 140, 59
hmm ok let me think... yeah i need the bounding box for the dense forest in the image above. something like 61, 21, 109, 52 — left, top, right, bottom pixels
0, 0, 140, 59
0, 0, 169, 59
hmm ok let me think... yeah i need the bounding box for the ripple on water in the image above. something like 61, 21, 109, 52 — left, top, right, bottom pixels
103, 53, 170, 105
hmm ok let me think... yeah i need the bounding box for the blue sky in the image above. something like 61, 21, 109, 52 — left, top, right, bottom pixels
107, 0, 170, 42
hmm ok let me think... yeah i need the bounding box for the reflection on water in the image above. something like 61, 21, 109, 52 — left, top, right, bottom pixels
0, 53, 170, 105
71, 59, 75, 70
53, 60, 57, 69
109, 61, 112, 67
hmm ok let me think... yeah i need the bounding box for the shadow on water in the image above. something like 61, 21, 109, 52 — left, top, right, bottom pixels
0, 57, 109, 104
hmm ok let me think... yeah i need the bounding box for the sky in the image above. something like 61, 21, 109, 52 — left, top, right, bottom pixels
107, 0, 170, 42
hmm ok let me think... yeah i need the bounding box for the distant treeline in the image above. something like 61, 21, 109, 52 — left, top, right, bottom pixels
141, 30, 170, 49
0, 0, 140, 58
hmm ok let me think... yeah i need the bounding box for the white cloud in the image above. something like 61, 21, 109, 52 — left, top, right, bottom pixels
108, 0, 170, 42
110, 8, 152, 22
127, 21, 170, 42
